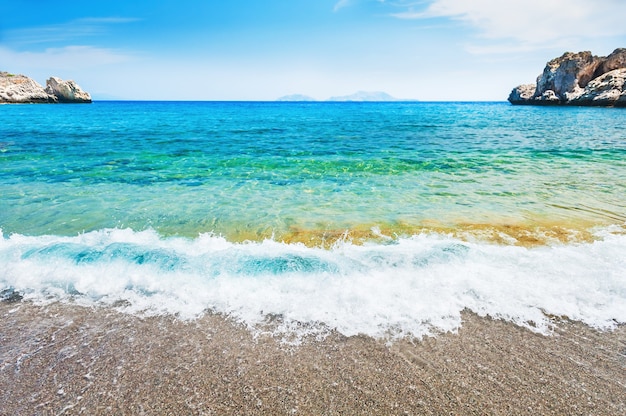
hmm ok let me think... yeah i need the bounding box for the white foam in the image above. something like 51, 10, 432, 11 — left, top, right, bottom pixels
1, 227, 625, 341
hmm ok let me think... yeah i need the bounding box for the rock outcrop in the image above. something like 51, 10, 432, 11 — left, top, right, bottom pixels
0, 72, 53, 103
508, 48, 626, 107
0, 72, 91, 103
44, 77, 92, 103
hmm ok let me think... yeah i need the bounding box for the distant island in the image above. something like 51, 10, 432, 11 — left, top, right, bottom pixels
276, 91, 418, 102
0, 72, 91, 103
327, 91, 417, 102
508, 48, 626, 107
276, 94, 317, 102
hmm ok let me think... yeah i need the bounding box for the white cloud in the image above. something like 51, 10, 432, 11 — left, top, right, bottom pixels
3, 17, 139, 46
0, 45, 134, 72
393, 0, 626, 46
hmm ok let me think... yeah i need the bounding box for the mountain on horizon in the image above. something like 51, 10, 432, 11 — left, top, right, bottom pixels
276, 91, 418, 102
327, 91, 393, 102
276, 94, 317, 101
327, 91, 418, 102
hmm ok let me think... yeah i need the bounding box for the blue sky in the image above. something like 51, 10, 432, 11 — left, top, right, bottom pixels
2, 0, 625, 100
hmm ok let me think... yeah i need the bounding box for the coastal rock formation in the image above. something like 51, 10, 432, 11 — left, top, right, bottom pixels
508, 84, 539, 103
508, 48, 626, 106
45, 76, 92, 103
0, 72, 91, 103
568, 69, 626, 106
0, 72, 53, 103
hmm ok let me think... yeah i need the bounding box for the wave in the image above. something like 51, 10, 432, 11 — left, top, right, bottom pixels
1, 227, 625, 341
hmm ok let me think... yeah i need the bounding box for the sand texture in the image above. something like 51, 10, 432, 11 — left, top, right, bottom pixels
1, 301, 625, 415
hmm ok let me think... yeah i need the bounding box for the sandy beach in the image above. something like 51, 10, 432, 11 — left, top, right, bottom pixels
1, 300, 624, 415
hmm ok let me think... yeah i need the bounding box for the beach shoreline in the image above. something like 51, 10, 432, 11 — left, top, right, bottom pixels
1, 301, 624, 415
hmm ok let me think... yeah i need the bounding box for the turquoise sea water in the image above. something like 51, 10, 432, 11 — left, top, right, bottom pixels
1, 102, 625, 339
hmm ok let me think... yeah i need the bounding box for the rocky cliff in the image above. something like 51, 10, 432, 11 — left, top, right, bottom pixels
0, 72, 91, 103
508, 48, 626, 107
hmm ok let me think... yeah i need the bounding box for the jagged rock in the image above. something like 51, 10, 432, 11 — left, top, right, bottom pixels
535, 51, 601, 100
596, 48, 626, 75
508, 48, 626, 107
0, 72, 91, 103
0, 72, 53, 103
568, 68, 626, 106
45, 76, 91, 103
538, 90, 561, 103
508, 84, 540, 105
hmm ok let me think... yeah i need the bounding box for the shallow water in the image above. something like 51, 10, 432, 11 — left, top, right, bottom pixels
1, 101, 625, 339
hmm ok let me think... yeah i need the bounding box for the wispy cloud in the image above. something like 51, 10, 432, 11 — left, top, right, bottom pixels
0, 45, 135, 71
392, 0, 626, 48
4, 17, 140, 47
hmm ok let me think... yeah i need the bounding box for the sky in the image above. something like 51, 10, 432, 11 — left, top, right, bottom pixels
1, 0, 625, 101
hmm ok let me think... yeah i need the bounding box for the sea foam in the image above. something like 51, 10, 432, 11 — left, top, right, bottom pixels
1, 227, 625, 341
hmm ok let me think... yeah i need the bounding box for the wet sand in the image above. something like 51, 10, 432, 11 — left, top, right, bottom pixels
1, 301, 624, 415
216, 219, 609, 249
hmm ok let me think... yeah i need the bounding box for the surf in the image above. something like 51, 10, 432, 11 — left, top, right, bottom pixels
2, 227, 624, 341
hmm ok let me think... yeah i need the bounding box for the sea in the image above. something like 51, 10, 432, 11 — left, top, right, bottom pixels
1, 101, 625, 340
